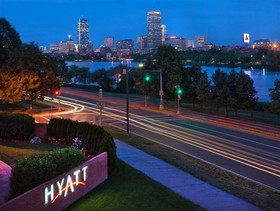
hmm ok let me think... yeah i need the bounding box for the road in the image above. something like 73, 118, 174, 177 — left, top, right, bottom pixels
34, 87, 280, 191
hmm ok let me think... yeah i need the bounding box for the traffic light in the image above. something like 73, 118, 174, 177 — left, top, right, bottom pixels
144, 74, 151, 82
54, 90, 59, 96
175, 85, 182, 98
114, 73, 122, 83
177, 88, 182, 95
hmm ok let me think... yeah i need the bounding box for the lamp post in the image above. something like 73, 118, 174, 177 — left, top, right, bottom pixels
126, 68, 129, 134
159, 69, 164, 110
177, 96, 181, 114
122, 58, 133, 135
122, 68, 130, 134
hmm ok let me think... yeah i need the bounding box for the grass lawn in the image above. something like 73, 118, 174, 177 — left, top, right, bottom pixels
68, 160, 204, 211
0, 141, 64, 166
0, 141, 204, 210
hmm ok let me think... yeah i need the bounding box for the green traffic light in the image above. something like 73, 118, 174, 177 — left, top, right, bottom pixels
118, 78, 122, 82
145, 75, 151, 82
177, 88, 182, 95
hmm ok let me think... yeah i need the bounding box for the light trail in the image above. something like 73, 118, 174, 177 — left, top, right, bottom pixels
53, 96, 280, 188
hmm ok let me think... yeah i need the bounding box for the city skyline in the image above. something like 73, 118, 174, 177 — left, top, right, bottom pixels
0, 0, 280, 48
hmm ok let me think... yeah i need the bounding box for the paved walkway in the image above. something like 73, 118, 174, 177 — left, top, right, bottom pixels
115, 139, 262, 211
0, 140, 262, 210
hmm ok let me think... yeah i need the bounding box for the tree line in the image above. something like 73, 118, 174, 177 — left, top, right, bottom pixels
180, 48, 280, 70
133, 46, 280, 70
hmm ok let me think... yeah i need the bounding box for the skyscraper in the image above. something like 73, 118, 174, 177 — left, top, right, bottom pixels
78, 18, 89, 55
161, 24, 168, 45
104, 36, 114, 50
147, 10, 162, 52
137, 35, 148, 54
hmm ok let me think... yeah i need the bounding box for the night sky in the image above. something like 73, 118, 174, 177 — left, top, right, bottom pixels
1, 0, 280, 48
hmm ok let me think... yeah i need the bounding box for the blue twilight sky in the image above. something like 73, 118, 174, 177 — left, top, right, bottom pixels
0, 0, 280, 48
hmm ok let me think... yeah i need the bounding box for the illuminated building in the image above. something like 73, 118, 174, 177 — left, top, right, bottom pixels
116, 39, 134, 57
147, 10, 162, 52
50, 44, 59, 53
165, 36, 186, 51
196, 35, 207, 48
161, 24, 168, 45
252, 39, 271, 49
136, 35, 148, 54
104, 36, 114, 50
78, 18, 89, 55
186, 39, 195, 49
88, 40, 94, 54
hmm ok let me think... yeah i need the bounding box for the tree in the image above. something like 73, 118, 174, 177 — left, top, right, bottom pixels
0, 43, 60, 106
235, 71, 257, 113
90, 68, 114, 90
0, 18, 22, 67
67, 65, 90, 84
19, 70, 41, 109
156, 45, 184, 100
183, 65, 202, 109
196, 71, 210, 108
212, 69, 231, 116
269, 79, 280, 114
227, 69, 238, 116
0, 70, 22, 104
133, 68, 155, 106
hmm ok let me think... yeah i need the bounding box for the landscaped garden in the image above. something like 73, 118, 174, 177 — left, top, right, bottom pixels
0, 111, 203, 210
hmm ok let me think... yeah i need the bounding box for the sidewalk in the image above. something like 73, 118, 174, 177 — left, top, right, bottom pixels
115, 139, 262, 211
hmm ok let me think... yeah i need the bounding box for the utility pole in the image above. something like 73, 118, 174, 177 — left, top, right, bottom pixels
123, 67, 129, 134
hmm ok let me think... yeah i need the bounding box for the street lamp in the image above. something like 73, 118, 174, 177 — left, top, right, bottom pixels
122, 58, 133, 135
123, 68, 129, 134
159, 69, 164, 110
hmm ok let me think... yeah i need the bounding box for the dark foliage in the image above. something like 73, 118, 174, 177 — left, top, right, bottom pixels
8, 148, 85, 199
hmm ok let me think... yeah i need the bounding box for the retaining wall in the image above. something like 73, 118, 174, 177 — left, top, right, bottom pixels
0, 152, 108, 211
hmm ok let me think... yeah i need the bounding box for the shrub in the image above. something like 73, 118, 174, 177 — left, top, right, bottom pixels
8, 148, 85, 199
0, 112, 34, 140
47, 118, 117, 174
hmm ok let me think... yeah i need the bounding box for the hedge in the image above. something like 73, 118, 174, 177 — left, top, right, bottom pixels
47, 118, 117, 174
0, 112, 34, 140
8, 148, 85, 199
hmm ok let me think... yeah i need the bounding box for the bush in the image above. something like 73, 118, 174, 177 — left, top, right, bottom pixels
47, 118, 117, 174
8, 148, 85, 199
0, 112, 34, 140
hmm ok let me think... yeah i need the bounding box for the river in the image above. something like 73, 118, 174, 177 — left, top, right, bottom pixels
66, 61, 280, 102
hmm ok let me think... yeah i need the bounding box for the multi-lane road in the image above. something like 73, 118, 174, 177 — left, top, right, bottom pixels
34, 87, 280, 191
